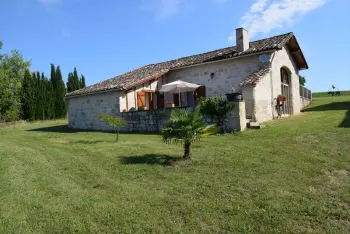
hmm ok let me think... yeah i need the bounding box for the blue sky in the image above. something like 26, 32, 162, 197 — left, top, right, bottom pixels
1, 0, 349, 92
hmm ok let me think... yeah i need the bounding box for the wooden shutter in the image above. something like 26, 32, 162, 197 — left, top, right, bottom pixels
149, 92, 154, 110
137, 92, 146, 109
157, 93, 165, 109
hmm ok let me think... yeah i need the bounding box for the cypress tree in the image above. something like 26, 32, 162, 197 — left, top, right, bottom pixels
50, 64, 56, 87
48, 80, 55, 119
73, 67, 80, 90
80, 75, 86, 88
50, 64, 57, 118
66, 72, 73, 93
21, 69, 32, 120
55, 66, 67, 118
40, 72, 48, 120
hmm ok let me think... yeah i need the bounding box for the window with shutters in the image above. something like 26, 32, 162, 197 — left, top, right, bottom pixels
137, 91, 155, 110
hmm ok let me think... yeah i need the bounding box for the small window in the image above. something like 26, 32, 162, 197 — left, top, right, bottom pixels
281, 68, 290, 85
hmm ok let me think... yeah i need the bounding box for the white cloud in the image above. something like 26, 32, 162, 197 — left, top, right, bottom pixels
142, 0, 183, 19
38, 0, 61, 4
229, 0, 327, 41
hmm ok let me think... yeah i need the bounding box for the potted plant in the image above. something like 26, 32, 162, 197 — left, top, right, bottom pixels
225, 87, 242, 101
139, 105, 148, 111
277, 95, 287, 106
167, 100, 175, 108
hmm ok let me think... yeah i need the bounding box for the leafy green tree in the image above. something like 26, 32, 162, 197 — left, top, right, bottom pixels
0, 44, 30, 122
161, 106, 218, 160
97, 114, 127, 143
299, 75, 306, 86
199, 96, 234, 133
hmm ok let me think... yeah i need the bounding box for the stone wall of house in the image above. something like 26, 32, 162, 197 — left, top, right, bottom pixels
162, 55, 262, 106
253, 71, 273, 123
300, 97, 311, 110
67, 87, 246, 133
119, 100, 246, 133
247, 45, 302, 123
271, 46, 301, 115
67, 90, 122, 131
120, 55, 263, 116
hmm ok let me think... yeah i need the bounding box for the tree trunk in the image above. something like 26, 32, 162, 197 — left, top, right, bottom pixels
183, 142, 191, 160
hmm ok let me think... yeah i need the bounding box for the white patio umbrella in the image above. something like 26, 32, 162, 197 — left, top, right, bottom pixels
159, 80, 201, 107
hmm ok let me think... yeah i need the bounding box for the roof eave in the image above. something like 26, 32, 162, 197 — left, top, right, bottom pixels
286, 35, 309, 70
65, 87, 123, 99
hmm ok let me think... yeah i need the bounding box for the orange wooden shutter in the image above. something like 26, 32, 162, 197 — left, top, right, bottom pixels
137, 92, 146, 109
149, 92, 154, 110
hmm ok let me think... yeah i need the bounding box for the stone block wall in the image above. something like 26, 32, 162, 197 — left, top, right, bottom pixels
119, 101, 246, 133
300, 97, 311, 110
67, 91, 122, 131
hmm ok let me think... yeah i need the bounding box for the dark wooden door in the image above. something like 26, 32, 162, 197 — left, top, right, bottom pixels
157, 93, 165, 109
174, 93, 180, 107
195, 86, 206, 104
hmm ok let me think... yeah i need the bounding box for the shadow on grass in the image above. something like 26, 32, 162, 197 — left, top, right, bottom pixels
304, 101, 350, 128
120, 154, 183, 166
28, 124, 93, 133
27, 124, 160, 135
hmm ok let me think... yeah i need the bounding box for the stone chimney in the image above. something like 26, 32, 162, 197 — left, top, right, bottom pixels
236, 28, 249, 52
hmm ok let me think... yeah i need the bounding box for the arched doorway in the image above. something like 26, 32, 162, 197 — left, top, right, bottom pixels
280, 67, 292, 115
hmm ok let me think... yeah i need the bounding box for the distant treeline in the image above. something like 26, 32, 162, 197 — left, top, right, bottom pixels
0, 40, 85, 122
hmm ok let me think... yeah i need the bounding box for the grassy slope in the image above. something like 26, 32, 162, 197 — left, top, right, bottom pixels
313, 90, 350, 97
0, 96, 349, 233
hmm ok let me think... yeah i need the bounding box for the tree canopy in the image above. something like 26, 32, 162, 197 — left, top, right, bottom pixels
0, 40, 85, 122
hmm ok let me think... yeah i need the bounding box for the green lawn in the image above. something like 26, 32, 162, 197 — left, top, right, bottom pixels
0, 96, 349, 233
313, 90, 350, 97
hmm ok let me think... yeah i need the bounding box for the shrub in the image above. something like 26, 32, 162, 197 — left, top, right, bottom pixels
199, 96, 234, 132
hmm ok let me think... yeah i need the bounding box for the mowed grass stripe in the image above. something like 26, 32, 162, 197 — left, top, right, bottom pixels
0, 96, 349, 233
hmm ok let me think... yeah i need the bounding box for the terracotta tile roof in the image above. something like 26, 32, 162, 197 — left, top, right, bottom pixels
66, 32, 294, 97
240, 65, 271, 86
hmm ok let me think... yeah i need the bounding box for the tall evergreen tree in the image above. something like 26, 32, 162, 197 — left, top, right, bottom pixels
47, 80, 55, 119
73, 67, 80, 90
50, 63, 56, 87
31, 72, 39, 120
80, 74, 86, 88
20, 69, 32, 120
66, 72, 74, 92
55, 66, 67, 118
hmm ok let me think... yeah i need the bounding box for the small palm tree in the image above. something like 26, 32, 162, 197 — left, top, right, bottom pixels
161, 106, 218, 160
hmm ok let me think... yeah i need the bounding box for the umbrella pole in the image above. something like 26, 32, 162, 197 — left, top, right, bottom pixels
179, 88, 181, 107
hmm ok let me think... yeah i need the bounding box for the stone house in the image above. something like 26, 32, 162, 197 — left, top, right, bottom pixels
66, 28, 309, 132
